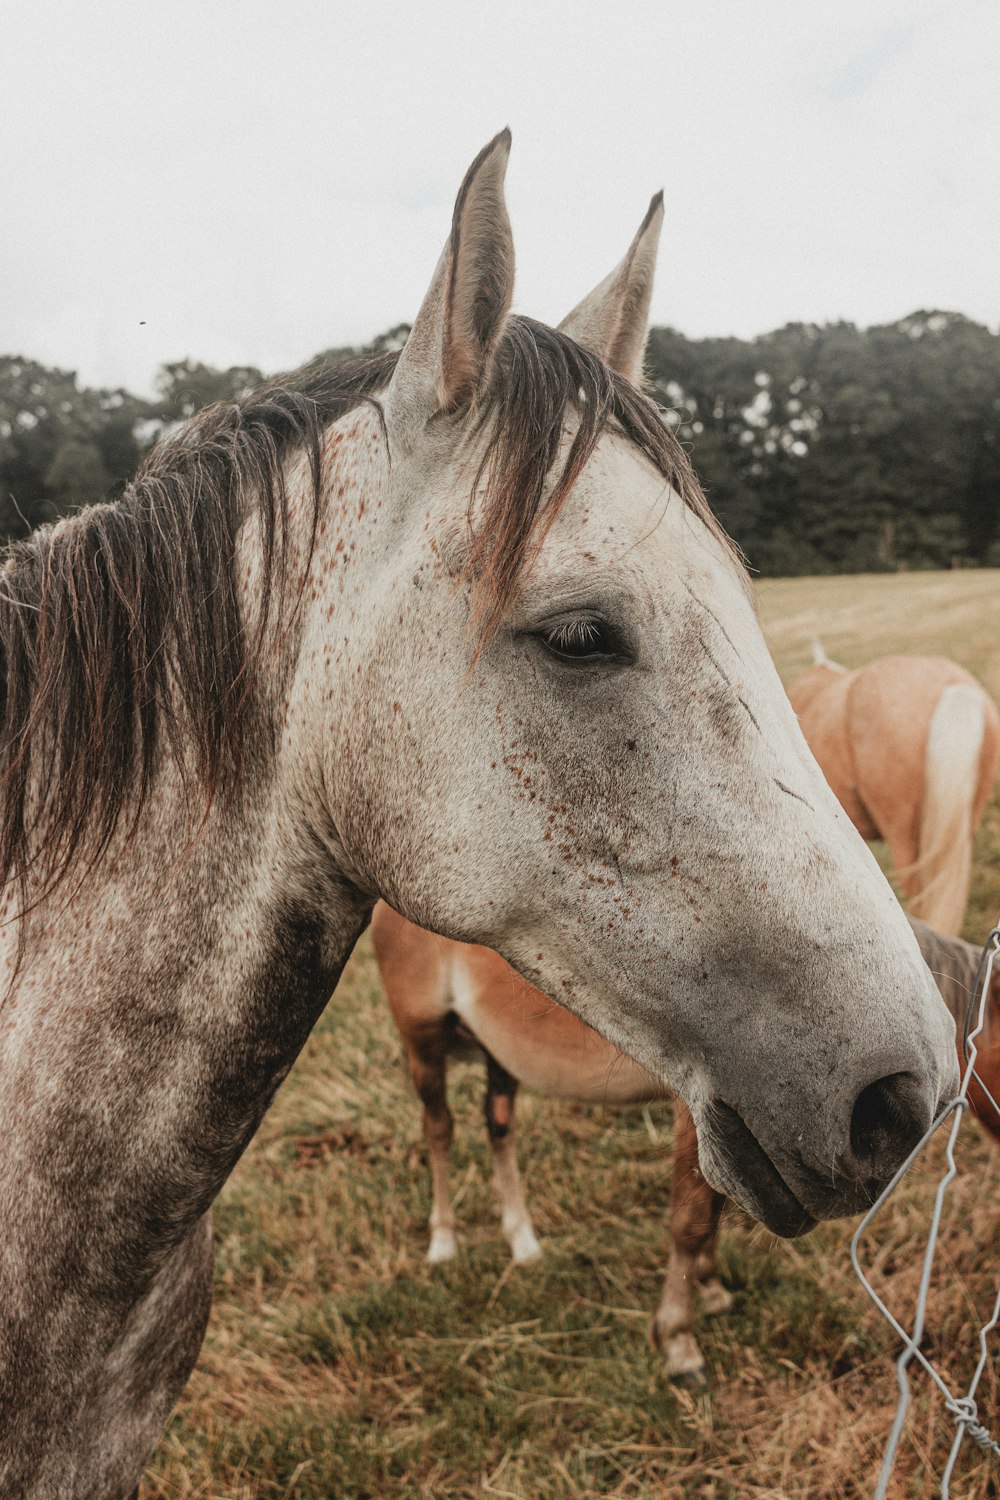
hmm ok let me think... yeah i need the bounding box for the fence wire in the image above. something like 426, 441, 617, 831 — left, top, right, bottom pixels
851, 922, 1000, 1497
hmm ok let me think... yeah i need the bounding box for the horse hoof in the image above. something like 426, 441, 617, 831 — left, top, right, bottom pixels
427, 1228, 458, 1263
697, 1278, 733, 1317
651, 1324, 707, 1383
509, 1224, 542, 1265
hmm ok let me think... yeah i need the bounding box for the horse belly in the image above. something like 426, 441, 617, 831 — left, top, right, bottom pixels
449, 955, 662, 1103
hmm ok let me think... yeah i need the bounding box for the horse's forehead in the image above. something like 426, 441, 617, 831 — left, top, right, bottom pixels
541, 437, 728, 584
570, 433, 662, 505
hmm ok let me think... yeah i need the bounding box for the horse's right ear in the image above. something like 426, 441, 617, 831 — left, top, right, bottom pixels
557, 192, 664, 385
387, 131, 514, 427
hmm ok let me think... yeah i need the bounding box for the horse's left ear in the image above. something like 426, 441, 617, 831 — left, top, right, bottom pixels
388, 130, 515, 425
558, 192, 664, 385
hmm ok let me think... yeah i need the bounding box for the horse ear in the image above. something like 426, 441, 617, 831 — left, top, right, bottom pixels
388, 130, 514, 422
557, 192, 664, 385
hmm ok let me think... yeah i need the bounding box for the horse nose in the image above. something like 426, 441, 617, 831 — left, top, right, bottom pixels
847, 1071, 934, 1184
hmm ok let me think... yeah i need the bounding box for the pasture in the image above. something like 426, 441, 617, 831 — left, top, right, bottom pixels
145, 571, 1000, 1500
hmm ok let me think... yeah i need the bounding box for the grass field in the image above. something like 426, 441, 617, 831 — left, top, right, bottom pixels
145, 571, 1000, 1499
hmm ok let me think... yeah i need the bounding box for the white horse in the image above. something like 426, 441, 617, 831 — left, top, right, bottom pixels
0, 134, 956, 1497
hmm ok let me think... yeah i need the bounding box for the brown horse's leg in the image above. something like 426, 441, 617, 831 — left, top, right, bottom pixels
485, 1053, 541, 1264
693, 1208, 730, 1314
406, 1022, 458, 1263
687, 1104, 730, 1315
651, 1097, 729, 1380
675, 1098, 729, 1317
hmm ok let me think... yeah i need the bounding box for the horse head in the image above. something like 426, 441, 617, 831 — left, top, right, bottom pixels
296, 133, 958, 1235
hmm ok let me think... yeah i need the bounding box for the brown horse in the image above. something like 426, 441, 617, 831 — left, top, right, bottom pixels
788, 647, 999, 935
373, 904, 999, 1382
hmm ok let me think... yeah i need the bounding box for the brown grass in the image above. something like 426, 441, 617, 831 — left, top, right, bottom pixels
143, 570, 1000, 1499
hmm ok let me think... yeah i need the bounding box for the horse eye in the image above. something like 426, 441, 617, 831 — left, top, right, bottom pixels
537, 615, 625, 664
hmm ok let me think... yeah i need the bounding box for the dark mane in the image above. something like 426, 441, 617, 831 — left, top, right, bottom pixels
470, 318, 736, 636
908, 918, 984, 1033
0, 319, 736, 914
0, 355, 393, 917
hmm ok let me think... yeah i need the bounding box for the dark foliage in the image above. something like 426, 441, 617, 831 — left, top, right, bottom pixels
4, 309, 997, 580
644, 310, 1000, 574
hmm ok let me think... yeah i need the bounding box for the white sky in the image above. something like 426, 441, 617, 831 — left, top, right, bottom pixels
4, 0, 998, 395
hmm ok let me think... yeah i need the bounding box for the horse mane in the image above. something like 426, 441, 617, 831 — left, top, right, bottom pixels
467, 318, 737, 636
909, 917, 983, 1029
0, 317, 735, 916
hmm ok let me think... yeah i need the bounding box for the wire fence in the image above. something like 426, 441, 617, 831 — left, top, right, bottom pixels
851, 922, 1000, 1497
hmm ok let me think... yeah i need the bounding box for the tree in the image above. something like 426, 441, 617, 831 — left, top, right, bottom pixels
44, 435, 114, 509
154, 360, 264, 422
1, 312, 998, 570
645, 312, 1000, 574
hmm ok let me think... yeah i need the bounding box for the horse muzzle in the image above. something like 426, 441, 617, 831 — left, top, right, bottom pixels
695, 1059, 952, 1237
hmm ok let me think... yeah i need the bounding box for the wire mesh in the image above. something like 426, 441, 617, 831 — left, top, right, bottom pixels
851, 922, 1000, 1497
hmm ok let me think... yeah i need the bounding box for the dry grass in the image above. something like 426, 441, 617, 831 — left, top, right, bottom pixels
144, 571, 1000, 1499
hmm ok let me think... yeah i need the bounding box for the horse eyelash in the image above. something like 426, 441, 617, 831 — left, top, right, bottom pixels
539, 615, 626, 662
546, 618, 604, 651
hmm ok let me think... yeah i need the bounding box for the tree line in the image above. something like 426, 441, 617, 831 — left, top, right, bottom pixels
2, 310, 998, 573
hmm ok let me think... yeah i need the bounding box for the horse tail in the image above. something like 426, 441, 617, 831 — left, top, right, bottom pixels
907, 683, 988, 936
811, 637, 846, 671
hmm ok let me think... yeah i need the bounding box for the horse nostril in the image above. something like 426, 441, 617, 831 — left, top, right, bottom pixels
849, 1072, 931, 1181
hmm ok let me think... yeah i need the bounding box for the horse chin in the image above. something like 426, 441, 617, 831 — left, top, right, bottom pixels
697, 1101, 817, 1240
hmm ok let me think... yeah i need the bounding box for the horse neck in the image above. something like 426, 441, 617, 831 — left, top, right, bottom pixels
913, 919, 998, 1058
0, 764, 369, 1448
984, 947, 1000, 1058
10, 742, 365, 1093
0, 431, 389, 1276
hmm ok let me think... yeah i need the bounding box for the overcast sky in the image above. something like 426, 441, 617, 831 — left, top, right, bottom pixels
5, 0, 998, 395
